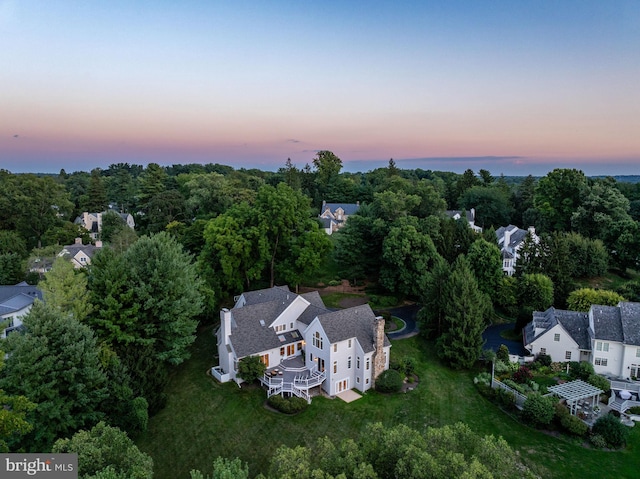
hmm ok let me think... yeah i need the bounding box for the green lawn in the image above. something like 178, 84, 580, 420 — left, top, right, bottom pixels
136, 326, 639, 479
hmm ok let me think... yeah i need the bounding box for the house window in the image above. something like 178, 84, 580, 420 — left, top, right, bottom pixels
287, 344, 295, 356
554, 333, 560, 342
356, 377, 360, 384
298, 342, 302, 350
333, 344, 337, 353
280, 347, 285, 356
366, 358, 370, 370
290, 322, 293, 329
333, 361, 337, 374
348, 339, 352, 348
565, 351, 571, 360
313, 331, 323, 349
636, 348, 640, 358
540, 348, 546, 355
366, 378, 369, 385
356, 357, 361, 369
596, 341, 610, 352
595, 357, 608, 367
348, 356, 352, 369
275, 324, 285, 333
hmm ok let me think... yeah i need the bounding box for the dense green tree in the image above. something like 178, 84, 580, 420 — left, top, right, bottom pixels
279, 224, 332, 293
467, 238, 503, 298
280, 158, 302, 191
371, 190, 421, 223
52, 422, 153, 479
41, 222, 92, 247
567, 288, 626, 312
0, 230, 27, 258
105, 164, 137, 212
459, 186, 513, 229
563, 232, 609, 278
455, 168, 480, 202
200, 204, 268, 300
3, 174, 74, 248
436, 255, 491, 369
418, 255, 450, 339
521, 394, 556, 428
122, 232, 204, 364
312, 150, 343, 201
190, 457, 250, 479
516, 273, 554, 331
571, 178, 632, 241
533, 168, 587, 232
181, 172, 232, 219
605, 218, 640, 271
333, 209, 382, 283
40, 257, 93, 322
84, 169, 109, 213
380, 224, 440, 297
0, 253, 24, 285
0, 389, 35, 452
0, 302, 108, 451
237, 356, 266, 383
100, 210, 127, 243
512, 174, 537, 225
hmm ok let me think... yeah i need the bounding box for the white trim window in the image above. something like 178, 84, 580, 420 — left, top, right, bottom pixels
554, 333, 560, 342
596, 341, 609, 352
565, 351, 571, 360
595, 357, 608, 366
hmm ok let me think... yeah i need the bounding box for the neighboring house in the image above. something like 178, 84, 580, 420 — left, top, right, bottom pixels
496, 225, 539, 275
75, 210, 135, 240
213, 285, 391, 402
58, 238, 102, 268
319, 201, 360, 234
0, 282, 42, 338
445, 208, 483, 233
524, 302, 640, 380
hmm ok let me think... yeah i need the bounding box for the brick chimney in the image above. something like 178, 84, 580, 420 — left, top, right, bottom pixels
372, 316, 386, 382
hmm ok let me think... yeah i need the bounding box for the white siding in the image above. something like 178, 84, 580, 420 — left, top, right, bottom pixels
526, 324, 579, 362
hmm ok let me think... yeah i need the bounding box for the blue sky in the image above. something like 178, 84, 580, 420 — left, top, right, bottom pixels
1, 1, 639, 175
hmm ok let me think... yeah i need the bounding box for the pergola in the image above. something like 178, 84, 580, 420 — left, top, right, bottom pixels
547, 379, 604, 416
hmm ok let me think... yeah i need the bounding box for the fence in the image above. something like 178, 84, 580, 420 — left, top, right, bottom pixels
492, 377, 528, 409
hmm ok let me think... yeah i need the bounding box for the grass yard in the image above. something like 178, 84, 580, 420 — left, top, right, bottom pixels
136, 325, 639, 479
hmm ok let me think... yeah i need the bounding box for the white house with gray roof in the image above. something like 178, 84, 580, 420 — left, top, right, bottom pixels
496, 225, 538, 275
0, 282, 42, 338
445, 208, 482, 233
213, 286, 391, 401
524, 302, 640, 380
319, 201, 360, 234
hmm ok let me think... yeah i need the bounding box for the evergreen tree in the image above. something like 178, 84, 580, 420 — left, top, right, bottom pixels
0, 303, 108, 451
436, 255, 490, 369
40, 257, 93, 322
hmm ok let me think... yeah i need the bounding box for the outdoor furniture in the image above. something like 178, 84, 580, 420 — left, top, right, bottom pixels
620, 390, 632, 400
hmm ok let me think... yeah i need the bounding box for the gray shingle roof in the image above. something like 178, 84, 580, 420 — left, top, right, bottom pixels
0, 284, 42, 317
591, 305, 624, 342
322, 203, 360, 216
227, 287, 389, 359
317, 304, 391, 353
61, 243, 99, 259
620, 302, 640, 345
524, 307, 589, 349
496, 225, 528, 249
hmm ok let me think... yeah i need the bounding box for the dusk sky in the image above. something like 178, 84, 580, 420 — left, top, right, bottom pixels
2, 1, 639, 176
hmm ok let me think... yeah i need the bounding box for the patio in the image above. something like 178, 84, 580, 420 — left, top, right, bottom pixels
547, 379, 604, 422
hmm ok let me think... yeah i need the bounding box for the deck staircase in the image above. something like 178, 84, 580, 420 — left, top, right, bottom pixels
261, 364, 326, 404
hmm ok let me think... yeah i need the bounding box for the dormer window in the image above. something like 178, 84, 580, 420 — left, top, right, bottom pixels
274, 324, 286, 333
313, 331, 323, 349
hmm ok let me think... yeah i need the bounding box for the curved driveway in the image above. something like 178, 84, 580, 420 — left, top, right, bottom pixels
381, 304, 421, 339
482, 323, 528, 356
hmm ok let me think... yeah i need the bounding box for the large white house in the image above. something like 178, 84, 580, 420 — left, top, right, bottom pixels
213, 286, 391, 401
0, 282, 42, 338
445, 208, 483, 233
524, 302, 640, 380
75, 210, 135, 240
496, 225, 539, 275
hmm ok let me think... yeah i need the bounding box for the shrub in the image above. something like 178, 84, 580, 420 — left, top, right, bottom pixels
496, 344, 510, 363
590, 434, 608, 449
560, 412, 589, 436
474, 372, 491, 387
513, 366, 533, 384
536, 353, 552, 367
237, 356, 266, 383
495, 389, 516, 409
400, 357, 416, 376
327, 280, 341, 286
267, 394, 308, 414
586, 374, 610, 394
592, 413, 629, 448
521, 394, 556, 427
627, 406, 640, 415
550, 362, 565, 373
375, 369, 403, 393
570, 361, 594, 381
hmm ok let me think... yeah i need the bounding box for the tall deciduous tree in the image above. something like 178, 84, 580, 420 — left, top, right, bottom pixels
418, 255, 451, 339
466, 238, 503, 298
436, 255, 490, 369
40, 257, 93, 322
534, 168, 587, 232
459, 186, 513, 229
0, 302, 108, 451
567, 288, 627, 312
53, 422, 153, 479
